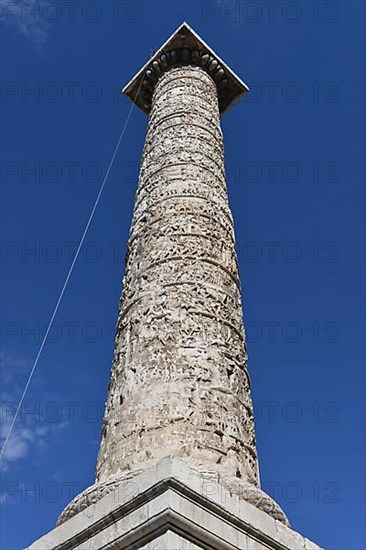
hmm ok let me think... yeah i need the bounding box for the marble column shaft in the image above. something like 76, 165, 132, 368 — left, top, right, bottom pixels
96, 65, 258, 488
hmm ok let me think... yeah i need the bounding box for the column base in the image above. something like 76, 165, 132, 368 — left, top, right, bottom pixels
57, 458, 288, 527
28, 457, 322, 550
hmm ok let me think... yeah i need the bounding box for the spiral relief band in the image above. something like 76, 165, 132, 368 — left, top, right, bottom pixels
57, 64, 288, 528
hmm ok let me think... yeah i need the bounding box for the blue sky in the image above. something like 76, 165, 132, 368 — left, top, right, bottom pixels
0, 1, 365, 549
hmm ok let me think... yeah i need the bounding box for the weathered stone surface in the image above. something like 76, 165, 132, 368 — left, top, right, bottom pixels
28, 22, 325, 550
57, 63, 288, 527
140, 533, 203, 550
99, 66, 257, 485
28, 458, 323, 550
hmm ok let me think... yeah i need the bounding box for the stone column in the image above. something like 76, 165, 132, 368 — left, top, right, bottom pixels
58, 25, 288, 526
97, 64, 258, 487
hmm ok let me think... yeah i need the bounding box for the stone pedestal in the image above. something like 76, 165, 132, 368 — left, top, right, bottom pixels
55, 22, 288, 530
27, 458, 322, 550
27, 22, 323, 550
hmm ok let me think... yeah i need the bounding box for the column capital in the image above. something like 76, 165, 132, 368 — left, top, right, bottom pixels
122, 22, 249, 115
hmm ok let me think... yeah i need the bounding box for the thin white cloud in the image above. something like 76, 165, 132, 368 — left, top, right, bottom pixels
0, 0, 51, 52
0, 353, 67, 472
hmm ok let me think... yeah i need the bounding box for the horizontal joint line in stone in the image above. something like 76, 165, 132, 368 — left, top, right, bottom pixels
152, 69, 218, 90
145, 121, 223, 145
143, 130, 223, 157
152, 84, 217, 105
128, 216, 234, 246
134, 179, 228, 210
138, 162, 226, 190
146, 110, 222, 134
132, 194, 234, 229
140, 150, 225, 176
141, 256, 241, 289
128, 230, 236, 247
119, 280, 241, 321
118, 298, 244, 337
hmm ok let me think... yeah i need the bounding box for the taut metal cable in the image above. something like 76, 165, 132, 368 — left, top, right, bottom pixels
0, 84, 141, 461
